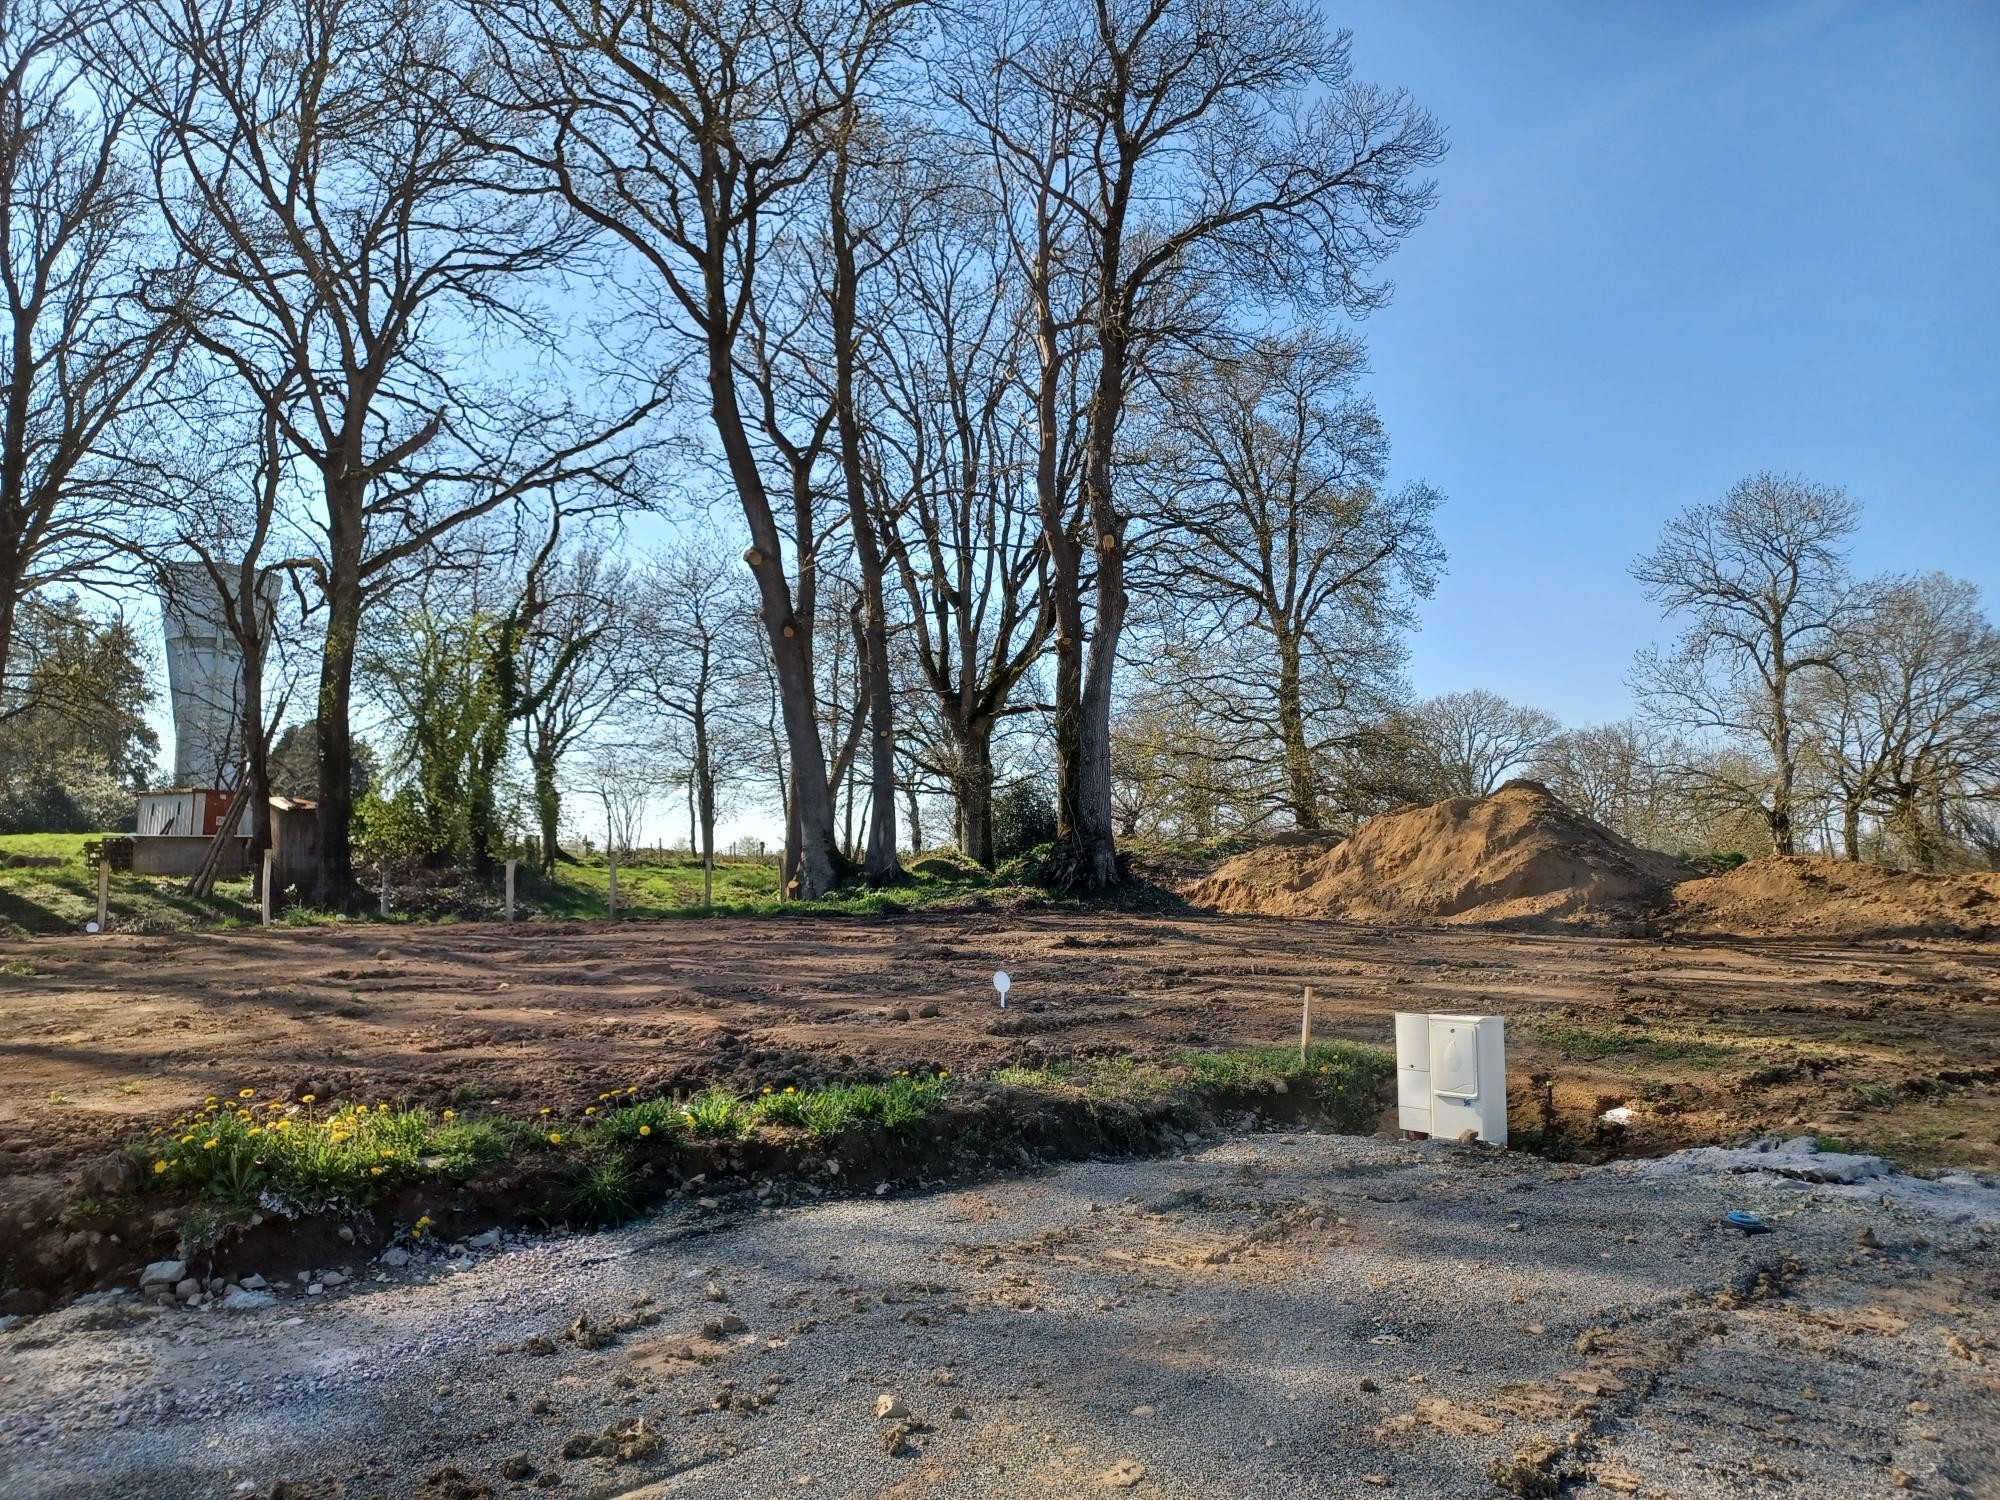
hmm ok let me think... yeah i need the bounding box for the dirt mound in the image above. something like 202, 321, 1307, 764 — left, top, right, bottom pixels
1671, 856, 2000, 941
1186, 781, 1690, 927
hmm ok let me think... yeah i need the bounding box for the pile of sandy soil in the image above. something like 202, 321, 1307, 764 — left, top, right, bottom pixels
1185, 781, 1691, 927
1671, 856, 2000, 941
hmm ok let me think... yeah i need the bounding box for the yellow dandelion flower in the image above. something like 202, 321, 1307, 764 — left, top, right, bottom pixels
625, 1086, 637, 1095
599, 1092, 611, 1101
783, 1086, 796, 1095
442, 1109, 455, 1120
547, 1132, 563, 1144
938, 1070, 950, 1080
380, 1149, 394, 1159
204, 1096, 217, 1105
247, 1126, 262, 1137
761, 1086, 773, 1095
301, 1094, 316, 1103
274, 1119, 291, 1131
376, 1102, 388, 1112
584, 1107, 596, 1117
638, 1124, 652, 1137
202, 1138, 218, 1150
538, 1107, 551, 1116
179, 1133, 195, 1144
370, 1166, 384, 1176
239, 1088, 255, 1098
153, 1159, 168, 1175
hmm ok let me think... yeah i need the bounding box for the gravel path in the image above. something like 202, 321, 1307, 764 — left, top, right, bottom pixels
3, 1134, 1996, 1500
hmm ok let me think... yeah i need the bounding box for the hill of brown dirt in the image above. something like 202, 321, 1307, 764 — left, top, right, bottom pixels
1671, 855, 2000, 941
1185, 781, 1691, 928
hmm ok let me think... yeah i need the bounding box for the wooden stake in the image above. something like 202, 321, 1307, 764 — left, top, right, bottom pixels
607, 847, 618, 919
1300, 984, 1314, 1061
95, 856, 110, 932
260, 849, 275, 925
505, 857, 517, 921
381, 861, 392, 917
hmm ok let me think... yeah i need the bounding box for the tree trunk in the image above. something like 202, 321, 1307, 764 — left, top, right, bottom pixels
1274, 634, 1321, 830
1054, 317, 1131, 892
826, 147, 902, 883
695, 707, 716, 907
237, 627, 272, 897
312, 561, 363, 909
1040, 306, 1088, 888
705, 339, 843, 898
955, 723, 997, 869
902, 778, 921, 857
533, 750, 560, 877
0, 557, 18, 710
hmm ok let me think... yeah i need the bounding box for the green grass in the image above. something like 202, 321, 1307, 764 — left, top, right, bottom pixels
0, 832, 257, 937
995, 1043, 1395, 1134
1534, 1016, 1740, 1070
104, 1044, 1393, 1253
138, 1093, 505, 1207
751, 1075, 950, 1138
529, 851, 1024, 921
680, 1087, 748, 1138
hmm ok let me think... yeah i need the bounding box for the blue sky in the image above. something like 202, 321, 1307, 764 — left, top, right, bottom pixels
1328, 0, 2000, 725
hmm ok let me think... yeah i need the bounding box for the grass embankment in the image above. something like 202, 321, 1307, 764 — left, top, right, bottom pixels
0, 836, 1042, 934
39, 1042, 1392, 1298
0, 833, 256, 937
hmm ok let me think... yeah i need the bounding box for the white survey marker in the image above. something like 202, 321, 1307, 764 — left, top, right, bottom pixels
1394, 1011, 1507, 1146
993, 970, 1011, 1008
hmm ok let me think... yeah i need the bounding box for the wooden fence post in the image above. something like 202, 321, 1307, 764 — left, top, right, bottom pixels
505, 857, 517, 921
380, 861, 391, 918
607, 847, 618, 919
261, 849, 275, 926
1300, 985, 1314, 1061
95, 856, 110, 932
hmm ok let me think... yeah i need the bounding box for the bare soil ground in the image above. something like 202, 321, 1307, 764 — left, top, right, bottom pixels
3, 905, 1997, 1212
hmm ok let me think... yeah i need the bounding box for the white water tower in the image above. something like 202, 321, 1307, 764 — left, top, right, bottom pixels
1395, 1012, 1508, 1145
159, 562, 247, 787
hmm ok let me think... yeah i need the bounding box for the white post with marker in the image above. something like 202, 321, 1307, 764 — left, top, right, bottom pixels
993, 970, 1010, 1009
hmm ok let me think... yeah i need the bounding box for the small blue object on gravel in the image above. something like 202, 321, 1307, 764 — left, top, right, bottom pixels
1726, 1210, 1773, 1233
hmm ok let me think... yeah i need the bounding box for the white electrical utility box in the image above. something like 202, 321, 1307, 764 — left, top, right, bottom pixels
1394, 1012, 1507, 1146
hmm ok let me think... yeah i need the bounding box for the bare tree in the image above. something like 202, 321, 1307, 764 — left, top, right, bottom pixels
632, 540, 754, 904
1, 0, 182, 711
1399, 690, 1560, 799
109, 0, 652, 906
1801, 573, 2000, 866
514, 545, 635, 876
1632, 472, 1859, 856
946, 0, 1445, 888
471, 0, 920, 899
1145, 331, 1443, 829
865, 185, 1056, 867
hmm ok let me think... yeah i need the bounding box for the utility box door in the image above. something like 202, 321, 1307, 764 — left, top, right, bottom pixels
1429, 1018, 1481, 1099
1393, 1012, 1432, 1134
1427, 1014, 1507, 1146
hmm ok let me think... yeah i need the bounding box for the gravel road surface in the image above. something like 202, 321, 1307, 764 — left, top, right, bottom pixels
4, 1134, 1996, 1500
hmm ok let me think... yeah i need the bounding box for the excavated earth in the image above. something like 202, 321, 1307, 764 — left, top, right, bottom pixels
2, 1133, 1996, 1499
1185, 783, 1694, 929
